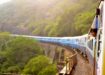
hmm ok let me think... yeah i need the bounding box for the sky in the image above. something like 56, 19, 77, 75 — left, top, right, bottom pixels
0, 0, 11, 4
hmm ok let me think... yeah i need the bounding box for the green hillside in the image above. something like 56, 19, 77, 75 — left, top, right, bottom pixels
0, 0, 98, 36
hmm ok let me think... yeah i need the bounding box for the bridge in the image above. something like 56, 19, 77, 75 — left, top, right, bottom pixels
11, 0, 105, 75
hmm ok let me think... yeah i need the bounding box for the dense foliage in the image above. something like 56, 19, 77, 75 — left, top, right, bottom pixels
38, 64, 57, 75
22, 56, 57, 75
0, 33, 57, 74
0, 0, 98, 36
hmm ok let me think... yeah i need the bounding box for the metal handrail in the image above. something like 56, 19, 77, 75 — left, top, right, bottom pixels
59, 50, 77, 75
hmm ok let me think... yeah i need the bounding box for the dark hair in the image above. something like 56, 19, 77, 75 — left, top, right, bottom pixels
90, 29, 98, 33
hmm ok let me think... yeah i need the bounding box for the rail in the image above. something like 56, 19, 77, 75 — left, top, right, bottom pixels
59, 50, 77, 75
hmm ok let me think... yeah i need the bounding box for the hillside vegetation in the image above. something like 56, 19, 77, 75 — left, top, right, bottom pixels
0, 0, 98, 36
0, 32, 57, 74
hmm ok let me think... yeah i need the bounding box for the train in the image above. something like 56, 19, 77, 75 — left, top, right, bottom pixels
12, 34, 94, 64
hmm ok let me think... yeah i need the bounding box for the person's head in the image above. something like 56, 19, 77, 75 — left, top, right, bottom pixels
90, 29, 97, 37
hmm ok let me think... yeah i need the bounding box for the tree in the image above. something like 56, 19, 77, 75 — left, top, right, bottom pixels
74, 10, 95, 35
0, 0, 98, 36
0, 32, 11, 50
0, 37, 43, 73
22, 55, 50, 75
38, 64, 57, 75
6, 65, 21, 73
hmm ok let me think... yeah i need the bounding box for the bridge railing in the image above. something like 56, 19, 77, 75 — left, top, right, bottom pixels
59, 50, 77, 75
